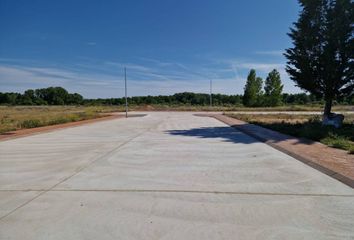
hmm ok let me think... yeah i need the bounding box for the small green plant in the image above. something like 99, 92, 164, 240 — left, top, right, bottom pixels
321, 133, 353, 152
20, 119, 42, 128
349, 147, 354, 155
0, 127, 16, 134
309, 115, 321, 123
47, 117, 71, 125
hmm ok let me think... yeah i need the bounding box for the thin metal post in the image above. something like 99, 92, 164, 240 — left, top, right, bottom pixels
209, 79, 212, 108
124, 67, 128, 118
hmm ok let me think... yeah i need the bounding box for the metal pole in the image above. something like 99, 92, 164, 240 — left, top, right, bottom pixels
124, 67, 128, 118
209, 79, 212, 108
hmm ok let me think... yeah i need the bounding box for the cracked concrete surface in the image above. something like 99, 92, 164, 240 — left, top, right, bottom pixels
0, 112, 353, 239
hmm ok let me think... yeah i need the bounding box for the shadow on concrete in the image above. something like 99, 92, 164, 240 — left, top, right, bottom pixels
127, 114, 147, 118
166, 124, 317, 146
228, 123, 317, 146
194, 114, 317, 146
165, 127, 258, 144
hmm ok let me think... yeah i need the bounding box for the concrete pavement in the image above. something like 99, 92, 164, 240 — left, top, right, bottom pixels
0, 112, 353, 239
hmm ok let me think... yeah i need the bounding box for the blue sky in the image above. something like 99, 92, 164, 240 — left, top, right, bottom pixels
0, 0, 301, 98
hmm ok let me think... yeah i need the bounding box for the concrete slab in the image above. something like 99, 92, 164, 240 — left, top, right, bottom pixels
214, 114, 354, 187
0, 191, 42, 218
1, 191, 354, 240
0, 112, 353, 239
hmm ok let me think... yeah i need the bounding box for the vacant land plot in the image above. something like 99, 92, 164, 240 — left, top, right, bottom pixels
0, 112, 353, 239
130, 104, 354, 112
227, 113, 354, 154
0, 106, 123, 134
1, 105, 353, 134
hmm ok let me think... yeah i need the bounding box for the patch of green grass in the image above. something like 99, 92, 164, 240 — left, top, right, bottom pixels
0, 127, 17, 134
20, 119, 42, 128
349, 148, 354, 154
321, 133, 353, 152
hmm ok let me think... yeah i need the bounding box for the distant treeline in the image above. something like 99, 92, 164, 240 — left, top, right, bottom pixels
0, 87, 83, 105
84, 93, 353, 106
0, 87, 353, 106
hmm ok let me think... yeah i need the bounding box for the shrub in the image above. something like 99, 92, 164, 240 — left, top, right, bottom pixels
20, 119, 42, 128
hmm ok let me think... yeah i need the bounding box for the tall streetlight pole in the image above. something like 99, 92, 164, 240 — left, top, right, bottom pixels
124, 67, 128, 118
209, 79, 213, 108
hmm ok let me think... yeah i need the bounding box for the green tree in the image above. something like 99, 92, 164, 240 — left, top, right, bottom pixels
67, 93, 83, 105
285, 0, 353, 117
264, 69, 283, 106
243, 69, 263, 107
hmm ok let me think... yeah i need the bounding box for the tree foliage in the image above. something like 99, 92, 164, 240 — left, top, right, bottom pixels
243, 69, 263, 107
285, 0, 354, 115
0, 87, 83, 105
1, 86, 352, 106
84, 92, 243, 106
0, 88, 243, 106
264, 69, 283, 106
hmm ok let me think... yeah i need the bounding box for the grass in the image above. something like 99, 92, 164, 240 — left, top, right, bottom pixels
129, 104, 353, 112
226, 113, 354, 154
0, 105, 123, 134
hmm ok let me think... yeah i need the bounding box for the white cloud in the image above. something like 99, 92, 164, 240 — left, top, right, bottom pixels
0, 56, 302, 97
254, 50, 284, 56
0, 64, 122, 96
215, 58, 301, 94
228, 61, 284, 73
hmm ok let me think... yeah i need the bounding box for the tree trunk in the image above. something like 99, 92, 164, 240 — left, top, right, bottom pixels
323, 98, 332, 117
322, 98, 344, 128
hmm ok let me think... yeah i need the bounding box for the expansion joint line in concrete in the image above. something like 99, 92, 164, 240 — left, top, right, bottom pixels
1, 189, 353, 198
0, 120, 164, 222
66, 189, 354, 197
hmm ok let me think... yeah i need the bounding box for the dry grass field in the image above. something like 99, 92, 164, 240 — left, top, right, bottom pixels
0, 106, 123, 134
1, 104, 353, 144
227, 113, 354, 123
